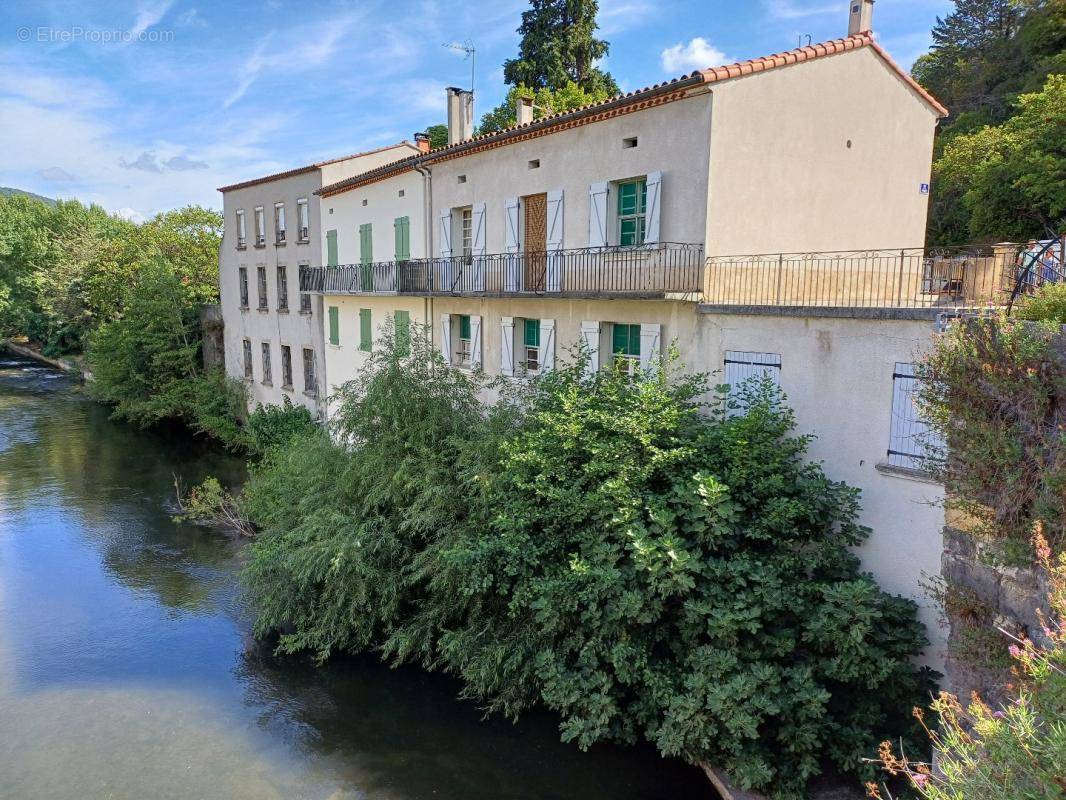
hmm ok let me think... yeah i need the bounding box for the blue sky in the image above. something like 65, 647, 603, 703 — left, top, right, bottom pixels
1, 0, 953, 221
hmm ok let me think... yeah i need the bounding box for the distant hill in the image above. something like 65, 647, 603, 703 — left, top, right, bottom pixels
0, 187, 56, 206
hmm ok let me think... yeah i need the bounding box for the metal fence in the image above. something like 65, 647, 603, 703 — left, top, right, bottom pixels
300, 243, 705, 298
702, 239, 1065, 309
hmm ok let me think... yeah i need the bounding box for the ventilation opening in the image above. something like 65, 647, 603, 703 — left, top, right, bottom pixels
361, 199, 368, 206
398, 189, 405, 197
528, 159, 540, 169
457, 174, 467, 184
623, 137, 638, 149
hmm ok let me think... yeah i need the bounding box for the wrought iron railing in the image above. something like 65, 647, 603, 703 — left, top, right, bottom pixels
301, 243, 704, 297
701, 239, 1065, 309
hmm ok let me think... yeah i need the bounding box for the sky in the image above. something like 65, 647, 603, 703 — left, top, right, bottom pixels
1, 0, 954, 222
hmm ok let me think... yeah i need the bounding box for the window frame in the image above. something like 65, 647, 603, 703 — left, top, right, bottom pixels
280, 344, 293, 389
242, 338, 253, 380
616, 178, 647, 247
611, 322, 641, 376
274, 202, 286, 244
297, 198, 309, 242
276, 265, 288, 311
256, 266, 268, 310
522, 318, 541, 375
457, 314, 472, 367
238, 266, 249, 308
302, 348, 317, 396
254, 206, 265, 247
236, 209, 246, 248
260, 341, 272, 386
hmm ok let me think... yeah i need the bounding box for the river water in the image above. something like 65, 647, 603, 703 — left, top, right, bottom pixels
0, 355, 709, 800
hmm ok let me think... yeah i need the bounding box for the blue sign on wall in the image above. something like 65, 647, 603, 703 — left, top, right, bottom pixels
919, 183, 930, 195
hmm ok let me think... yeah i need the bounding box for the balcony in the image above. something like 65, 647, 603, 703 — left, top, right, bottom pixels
300, 243, 704, 299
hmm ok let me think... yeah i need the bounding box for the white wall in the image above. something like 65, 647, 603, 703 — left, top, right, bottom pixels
320, 170, 426, 265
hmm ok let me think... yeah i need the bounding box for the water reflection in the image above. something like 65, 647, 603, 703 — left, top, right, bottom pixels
0, 355, 711, 799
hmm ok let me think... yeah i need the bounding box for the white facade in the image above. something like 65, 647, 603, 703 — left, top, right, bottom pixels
218, 143, 418, 413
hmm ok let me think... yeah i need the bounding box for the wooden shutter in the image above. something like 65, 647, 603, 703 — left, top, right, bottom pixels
546, 190, 564, 292
504, 198, 521, 292
395, 310, 410, 356
580, 320, 600, 375
438, 208, 452, 257
359, 308, 372, 352
394, 216, 410, 261
724, 351, 781, 415
326, 229, 338, 267
471, 203, 487, 256
540, 319, 556, 372
360, 223, 373, 264
470, 314, 482, 368
888, 362, 943, 470
588, 182, 608, 247
328, 306, 339, 345
439, 313, 452, 364
500, 316, 515, 377
644, 171, 662, 245
639, 323, 661, 367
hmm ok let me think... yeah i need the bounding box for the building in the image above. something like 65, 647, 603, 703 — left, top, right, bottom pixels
217, 141, 423, 414
303, 18, 954, 667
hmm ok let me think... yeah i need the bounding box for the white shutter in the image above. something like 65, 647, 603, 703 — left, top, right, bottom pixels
470, 314, 483, 369
504, 197, 522, 292
440, 313, 452, 364
588, 182, 608, 247
888, 362, 943, 470
580, 320, 600, 376
501, 316, 515, 377
639, 323, 661, 368
546, 189, 564, 292
644, 171, 662, 245
437, 208, 453, 292
471, 203, 487, 256
724, 351, 781, 415
539, 319, 556, 372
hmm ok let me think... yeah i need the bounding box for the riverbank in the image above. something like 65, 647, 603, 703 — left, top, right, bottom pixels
1, 338, 87, 379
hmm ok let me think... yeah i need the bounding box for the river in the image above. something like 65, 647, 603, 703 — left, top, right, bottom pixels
0, 354, 710, 800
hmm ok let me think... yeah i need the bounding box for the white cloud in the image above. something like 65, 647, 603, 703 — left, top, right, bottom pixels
127, 0, 175, 42
660, 38, 731, 73
597, 0, 654, 35
116, 207, 147, 223
36, 166, 77, 182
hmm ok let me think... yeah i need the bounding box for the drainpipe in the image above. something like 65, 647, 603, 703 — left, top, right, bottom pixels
415, 161, 434, 346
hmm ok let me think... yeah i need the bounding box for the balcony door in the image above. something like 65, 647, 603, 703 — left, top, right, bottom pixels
523, 193, 547, 291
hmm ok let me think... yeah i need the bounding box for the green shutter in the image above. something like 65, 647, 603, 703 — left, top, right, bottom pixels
326, 229, 338, 266
394, 216, 410, 261
459, 314, 471, 340
395, 310, 410, 356
628, 324, 641, 356
328, 306, 339, 345
360, 223, 373, 265
523, 318, 540, 348
359, 308, 372, 351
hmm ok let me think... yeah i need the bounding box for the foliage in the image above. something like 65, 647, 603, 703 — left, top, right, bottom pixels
424, 123, 449, 149
919, 317, 1066, 559
477, 81, 614, 134
243, 331, 935, 799
85, 256, 246, 448
1016, 278, 1066, 323
502, 0, 618, 95
912, 0, 1066, 244
871, 530, 1066, 800
243, 398, 319, 458
173, 475, 255, 537
934, 74, 1066, 241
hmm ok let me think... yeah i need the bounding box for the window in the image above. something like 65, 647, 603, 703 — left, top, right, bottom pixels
328, 306, 339, 346
274, 202, 286, 243
297, 198, 309, 241
261, 342, 272, 385
359, 223, 373, 264
281, 345, 293, 388
300, 290, 312, 314
457, 314, 472, 366
257, 266, 268, 310
612, 323, 641, 376
887, 363, 942, 471
359, 308, 372, 352
617, 179, 647, 246
395, 310, 410, 357
254, 207, 265, 246
326, 229, 338, 267
242, 339, 253, 379
302, 348, 316, 395
723, 351, 781, 414
394, 216, 410, 261
461, 208, 473, 259
276, 266, 288, 311
238, 267, 249, 308
522, 318, 541, 374
236, 209, 246, 248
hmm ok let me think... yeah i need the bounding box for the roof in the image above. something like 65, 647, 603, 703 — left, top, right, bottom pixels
317, 32, 947, 198
217, 141, 418, 193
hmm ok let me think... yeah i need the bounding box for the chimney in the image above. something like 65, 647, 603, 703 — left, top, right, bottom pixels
446, 87, 474, 145
414, 132, 431, 153
516, 95, 534, 127
848, 0, 874, 36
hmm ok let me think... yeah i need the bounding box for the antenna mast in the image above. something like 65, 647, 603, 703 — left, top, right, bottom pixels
442, 40, 476, 93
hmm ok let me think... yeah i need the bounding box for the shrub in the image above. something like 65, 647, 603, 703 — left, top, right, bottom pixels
244, 399, 318, 457
242, 336, 935, 799
1016, 282, 1066, 325
872, 531, 1066, 800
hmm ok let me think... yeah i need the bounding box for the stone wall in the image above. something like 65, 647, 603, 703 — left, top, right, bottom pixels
200, 304, 224, 371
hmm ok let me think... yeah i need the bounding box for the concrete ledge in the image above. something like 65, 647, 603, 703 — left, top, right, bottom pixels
697, 304, 942, 321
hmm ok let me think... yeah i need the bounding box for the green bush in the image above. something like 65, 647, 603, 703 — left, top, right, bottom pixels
244, 399, 318, 457
1016, 282, 1066, 325
243, 333, 935, 799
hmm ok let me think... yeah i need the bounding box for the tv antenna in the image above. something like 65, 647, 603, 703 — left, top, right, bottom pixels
798, 34, 812, 47
442, 40, 476, 93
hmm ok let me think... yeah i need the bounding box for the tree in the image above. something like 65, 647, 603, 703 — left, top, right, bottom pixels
935, 74, 1066, 241
424, 123, 449, 149
477, 81, 613, 134
503, 0, 618, 95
